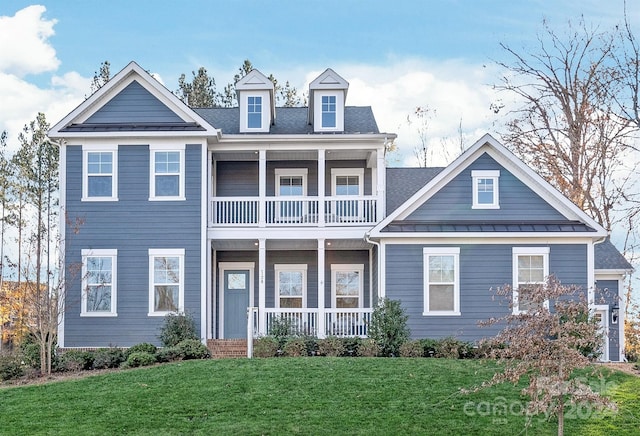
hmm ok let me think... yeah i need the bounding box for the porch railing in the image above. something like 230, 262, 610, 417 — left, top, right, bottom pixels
252, 307, 372, 338
210, 196, 378, 226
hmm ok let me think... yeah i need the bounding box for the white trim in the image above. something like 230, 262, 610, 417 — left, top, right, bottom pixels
512, 247, 550, 314
58, 142, 67, 347
274, 264, 308, 308
422, 247, 461, 316
275, 168, 308, 195
239, 91, 271, 133
149, 144, 186, 201
330, 264, 364, 308
218, 262, 255, 339
593, 305, 610, 362
82, 145, 118, 201
471, 170, 499, 209
81, 249, 118, 317
148, 248, 185, 316
201, 144, 208, 341
313, 91, 344, 132
331, 168, 364, 196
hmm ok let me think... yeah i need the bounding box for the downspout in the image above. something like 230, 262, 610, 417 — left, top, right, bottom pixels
365, 231, 382, 305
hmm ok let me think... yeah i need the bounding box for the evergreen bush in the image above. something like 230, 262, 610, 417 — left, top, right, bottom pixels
159, 313, 199, 347
368, 298, 410, 357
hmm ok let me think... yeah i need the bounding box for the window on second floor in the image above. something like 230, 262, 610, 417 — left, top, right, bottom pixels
322, 95, 337, 128
150, 144, 185, 201
472, 170, 500, 209
83, 147, 118, 201
247, 96, 262, 129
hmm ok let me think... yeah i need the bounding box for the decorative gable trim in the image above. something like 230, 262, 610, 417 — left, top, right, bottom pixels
49, 61, 220, 138
369, 133, 607, 238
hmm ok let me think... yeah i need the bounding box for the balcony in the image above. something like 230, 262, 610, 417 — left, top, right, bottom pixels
210, 196, 379, 227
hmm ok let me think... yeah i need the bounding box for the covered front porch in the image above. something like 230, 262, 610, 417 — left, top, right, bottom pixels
208, 238, 377, 340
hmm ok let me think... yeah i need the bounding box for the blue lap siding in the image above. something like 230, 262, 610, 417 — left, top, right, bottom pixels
64, 143, 202, 347
384, 243, 588, 342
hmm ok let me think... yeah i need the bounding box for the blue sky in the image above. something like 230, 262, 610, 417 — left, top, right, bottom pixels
0, 0, 637, 165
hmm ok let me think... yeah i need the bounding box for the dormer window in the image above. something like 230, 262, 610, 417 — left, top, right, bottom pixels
322, 95, 336, 128
247, 96, 262, 129
472, 170, 500, 209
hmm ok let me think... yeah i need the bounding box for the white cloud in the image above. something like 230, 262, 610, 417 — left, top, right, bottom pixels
0, 5, 59, 76
0, 6, 89, 149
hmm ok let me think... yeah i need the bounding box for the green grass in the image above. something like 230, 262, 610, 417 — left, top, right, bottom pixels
0, 358, 638, 435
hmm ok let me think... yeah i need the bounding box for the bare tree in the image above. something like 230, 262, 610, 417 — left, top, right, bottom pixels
495, 18, 637, 232
469, 276, 615, 435
89, 61, 111, 96
406, 106, 435, 167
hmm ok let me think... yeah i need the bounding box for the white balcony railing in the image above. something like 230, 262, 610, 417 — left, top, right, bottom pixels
253, 307, 372, 338
210, 196, 378, 226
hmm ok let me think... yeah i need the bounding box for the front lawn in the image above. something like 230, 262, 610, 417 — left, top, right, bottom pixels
0, 358, 638, 435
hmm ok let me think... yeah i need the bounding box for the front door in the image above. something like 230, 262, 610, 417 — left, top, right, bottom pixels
223, 269, 250, 339
594, 309, 609, 361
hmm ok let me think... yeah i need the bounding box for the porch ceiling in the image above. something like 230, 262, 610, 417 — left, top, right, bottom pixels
211, 238, 373, 251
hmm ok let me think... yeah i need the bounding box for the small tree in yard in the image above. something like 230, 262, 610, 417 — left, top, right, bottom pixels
471, 276, 615, 436
368, 298, 410, 357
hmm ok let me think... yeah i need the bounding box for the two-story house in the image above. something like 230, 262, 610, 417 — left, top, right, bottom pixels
49, 61, 632, 361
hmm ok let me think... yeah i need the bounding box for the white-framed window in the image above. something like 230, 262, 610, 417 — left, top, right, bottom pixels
275, 264, 307, 308
149, 144, 185, 200
423, 247, 460, 316
81, 249, 117, 316
148, 248, 184, 316
512, 247, 549, 314
331, 168, 364, 196
322, 95, 337, 128
472, 170, 500, 209
247, 96, 262, 129
82, 146, 118, 201
274, 168, 307, 221
331, 264, 364, 308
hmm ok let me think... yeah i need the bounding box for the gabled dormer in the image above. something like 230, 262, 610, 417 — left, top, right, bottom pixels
308, 68, 349, 133
236, 69, 275, 133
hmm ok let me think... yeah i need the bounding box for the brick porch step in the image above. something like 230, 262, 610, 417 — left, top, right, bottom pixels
207, 339, 248, 358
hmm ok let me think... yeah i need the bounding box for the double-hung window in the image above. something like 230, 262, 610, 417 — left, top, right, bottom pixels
81, 249, 117, 316
247, 96, 262, 129
274, 168, 307, 222
275, 264, 307, 308
472, 170, 500, 209
150, 144, 185, 200
332, 264, 364, 308
512, 247, 549, 314
331, 168, 364, 220
322, 95, 336, 128
423, 247, 460, 316
83, 146, 118, 201
149, 248, 184, 316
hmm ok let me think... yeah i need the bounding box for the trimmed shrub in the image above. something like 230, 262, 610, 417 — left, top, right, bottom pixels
159, 313, 199, 347
0, 355, 24, 381
341, 337, 362, 357
368, 298, 410, 357
317, 336, 345, 357
92, 348, 125, 369
399, 340, 423, 357
19, 342, 41, 369
125, 343, 157, 359
357, 338, 380, 357
176, 339, 210, 360
122, 351, 156, 368
420, 338, 439, 357
303, 336, 319, 356
157, 346, 183, 363
434, 336, 466, 359
283, 337, 308, 357
60, 350, 94, 371
253, 337, 279, 358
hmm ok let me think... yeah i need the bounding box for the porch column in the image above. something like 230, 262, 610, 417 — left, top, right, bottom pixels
317, 238, 326, 338
377, 149, 386, 220
318, 149, 325, 227
258, 238, 266, 334
258, 150, 266, 227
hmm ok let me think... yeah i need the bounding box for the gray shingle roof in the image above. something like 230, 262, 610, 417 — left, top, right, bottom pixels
385, 167, 444, 214
595, 238, 633, 270
194, 106, 379, 134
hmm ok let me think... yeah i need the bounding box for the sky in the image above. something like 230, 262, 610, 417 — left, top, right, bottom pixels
0, 0, 638, 167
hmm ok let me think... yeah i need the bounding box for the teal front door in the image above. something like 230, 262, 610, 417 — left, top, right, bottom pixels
224, 269, 250, 338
